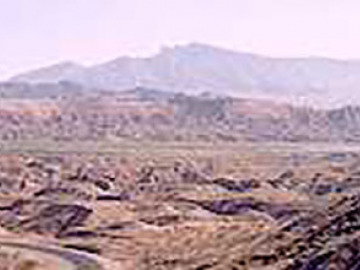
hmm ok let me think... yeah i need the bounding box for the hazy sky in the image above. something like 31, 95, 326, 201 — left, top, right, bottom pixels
1, 0, 360, 79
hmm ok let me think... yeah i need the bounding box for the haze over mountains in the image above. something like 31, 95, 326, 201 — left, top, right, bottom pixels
9, 43, 360, 108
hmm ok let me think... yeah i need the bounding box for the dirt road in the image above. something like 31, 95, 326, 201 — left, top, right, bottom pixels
0, 240, 107, 270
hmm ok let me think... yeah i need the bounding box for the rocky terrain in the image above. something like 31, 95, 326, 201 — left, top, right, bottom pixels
0, 140, 358, 269
1, 82, 360, 143
2, 69, 360, 269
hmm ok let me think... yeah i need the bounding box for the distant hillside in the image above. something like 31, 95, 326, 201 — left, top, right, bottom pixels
11, 62, 86, 84
1, 82, 360, 142
10, 43, 360, 107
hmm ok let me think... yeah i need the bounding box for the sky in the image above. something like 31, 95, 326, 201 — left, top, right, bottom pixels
1, 0, 360, 80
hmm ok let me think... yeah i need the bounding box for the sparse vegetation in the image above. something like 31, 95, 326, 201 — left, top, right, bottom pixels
0, 140, 357, 269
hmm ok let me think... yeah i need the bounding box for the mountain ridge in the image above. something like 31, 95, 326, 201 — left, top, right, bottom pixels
9, 43, 360, 107
0, 81, 360, 142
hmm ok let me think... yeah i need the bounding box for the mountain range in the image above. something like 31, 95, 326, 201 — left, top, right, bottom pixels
10, 43, 360, 108
5, 43, 360, 143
